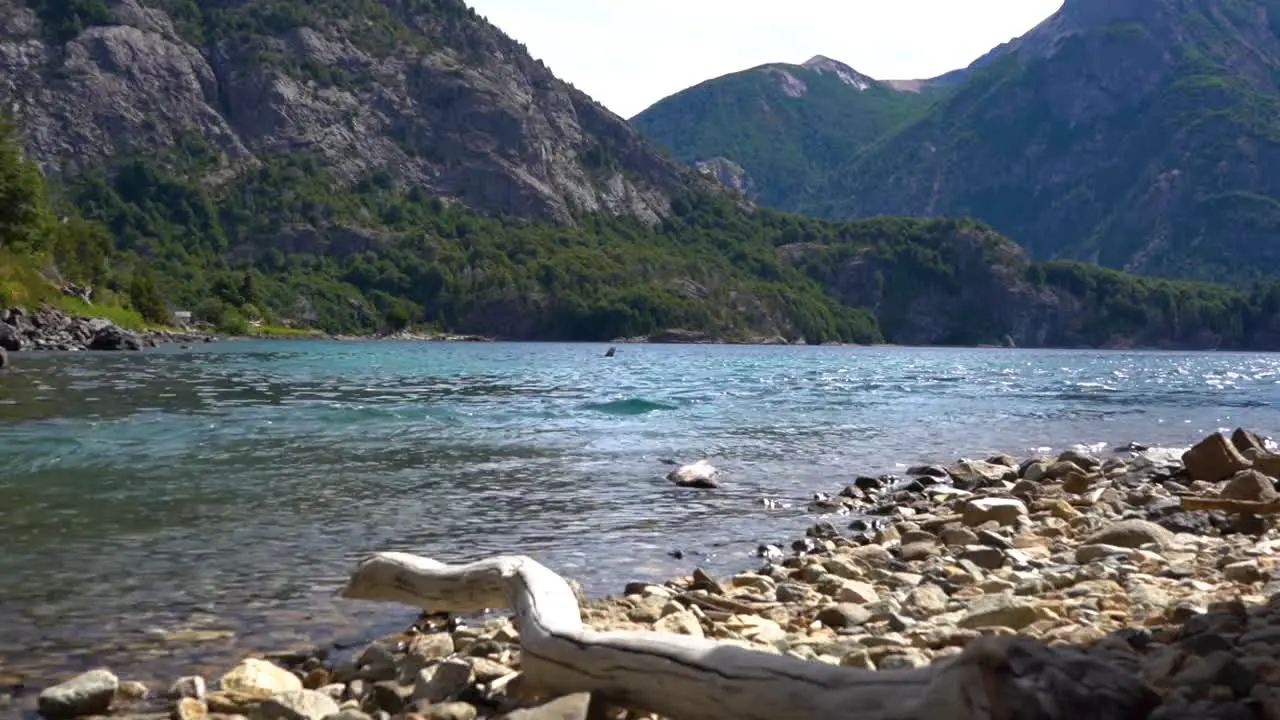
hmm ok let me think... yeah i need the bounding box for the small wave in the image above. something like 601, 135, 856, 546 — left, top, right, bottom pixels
584, 398, 678, 415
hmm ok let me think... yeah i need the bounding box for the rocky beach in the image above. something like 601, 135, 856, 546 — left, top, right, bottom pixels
0, 307, 215, 354
14, 426, 1280, 720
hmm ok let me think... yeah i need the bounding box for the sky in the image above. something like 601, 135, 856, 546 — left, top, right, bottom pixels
463, 0, 1066, 118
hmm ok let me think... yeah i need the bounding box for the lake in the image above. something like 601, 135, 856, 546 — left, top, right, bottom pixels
0, 340, 1276, 697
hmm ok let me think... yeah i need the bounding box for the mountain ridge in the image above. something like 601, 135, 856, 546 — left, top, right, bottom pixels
634, 0, 1280, 283
2, 0, 1280, 351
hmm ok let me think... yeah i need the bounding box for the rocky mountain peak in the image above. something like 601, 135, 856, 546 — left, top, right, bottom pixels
800, 54, 873, 90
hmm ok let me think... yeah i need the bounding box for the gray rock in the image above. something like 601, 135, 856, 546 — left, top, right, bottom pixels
497, 693, 590, 720
250, 689, 340, 720
1083, 519, 1174, 549
816, 603, 871, 629
37, 668, 119, 718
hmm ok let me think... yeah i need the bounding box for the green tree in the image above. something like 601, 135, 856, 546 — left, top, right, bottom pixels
127, 270, 170, 324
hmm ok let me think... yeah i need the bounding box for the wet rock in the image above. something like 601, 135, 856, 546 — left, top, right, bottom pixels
220, 659, 303, 698
117, 681, 148, 701
249, 689, 339, 720
666, 460, 720, 488
169, 676, 206, 700
38, 669, 119, 718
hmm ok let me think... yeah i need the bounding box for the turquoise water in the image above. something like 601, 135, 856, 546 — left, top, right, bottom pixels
0, 340, 1277, 692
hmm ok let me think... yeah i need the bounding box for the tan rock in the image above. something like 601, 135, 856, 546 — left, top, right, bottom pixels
1082, 519, 1174, 549
1221, 469, 1278, 501
961, 497, 1027, 527
1182, 432, 1251, 483
958, 595, 1040, 630
249, 689, 339, 720
652, 609, 703, 638
219, 659, 302, 698
174, 697, 208, 720
408, 633, 456, 661
418, 701, 479, 720
497, 693, 590, 720
836, 580, 880, 604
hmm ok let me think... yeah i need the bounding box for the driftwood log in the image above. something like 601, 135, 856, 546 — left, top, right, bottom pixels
342, 552, 1160, 720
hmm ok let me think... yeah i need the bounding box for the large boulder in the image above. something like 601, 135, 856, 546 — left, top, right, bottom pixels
1182, 432, 1250, 483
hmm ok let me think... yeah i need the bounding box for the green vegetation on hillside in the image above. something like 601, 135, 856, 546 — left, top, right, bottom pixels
0, 116, 153, 328
4, 109, 1280, 348
631, 63, 933, 209
801, 1, 1280, 283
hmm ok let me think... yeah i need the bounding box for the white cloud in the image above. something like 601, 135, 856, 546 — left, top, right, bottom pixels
464, 0, 1064, 117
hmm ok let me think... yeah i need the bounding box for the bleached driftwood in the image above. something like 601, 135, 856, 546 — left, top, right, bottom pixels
1179, 494, 1280, 515
342, 552, 1157, 720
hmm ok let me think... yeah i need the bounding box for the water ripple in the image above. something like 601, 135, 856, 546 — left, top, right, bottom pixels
0, 342, 1277, 690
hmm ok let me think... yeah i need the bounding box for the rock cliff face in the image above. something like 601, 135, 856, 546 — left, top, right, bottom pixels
0, 0, 704, 224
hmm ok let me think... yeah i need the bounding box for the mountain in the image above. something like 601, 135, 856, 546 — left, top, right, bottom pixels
630, 55, 935, 209
639, 0, 1280, 284
2, 0, 1280, 349
812, 0, 1280, 283
0, 0, 713, 225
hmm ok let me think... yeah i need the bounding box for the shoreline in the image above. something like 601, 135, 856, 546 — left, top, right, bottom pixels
2, 305, 1259, 353
14, 427, 1280, 719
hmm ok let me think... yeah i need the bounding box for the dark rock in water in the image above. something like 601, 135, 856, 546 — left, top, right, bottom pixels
791, 537, 822, 554
604, 346, 616, 357
0, 323, 21, 351
907, 464, 950, 479
848, 517, 885, 534
755, 543, 784, 561
88, 325, 142, 351
852, 476, 884, 491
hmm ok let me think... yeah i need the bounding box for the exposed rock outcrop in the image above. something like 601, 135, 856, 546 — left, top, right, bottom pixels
0, 0, 711, 225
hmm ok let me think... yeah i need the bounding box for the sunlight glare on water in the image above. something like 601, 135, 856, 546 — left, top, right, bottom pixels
0, 340, 1277, 691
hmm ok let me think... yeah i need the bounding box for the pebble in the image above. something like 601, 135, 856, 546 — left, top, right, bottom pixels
31, 427, 1280, 720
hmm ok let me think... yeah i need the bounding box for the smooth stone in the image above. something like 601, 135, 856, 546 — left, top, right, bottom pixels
38, 668, 119, 718
220, 659, 302, 697
1082, 519, 1174, 550
816, 603, 872, 629
497, 693, 590, 720
249, 689, 340, 720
